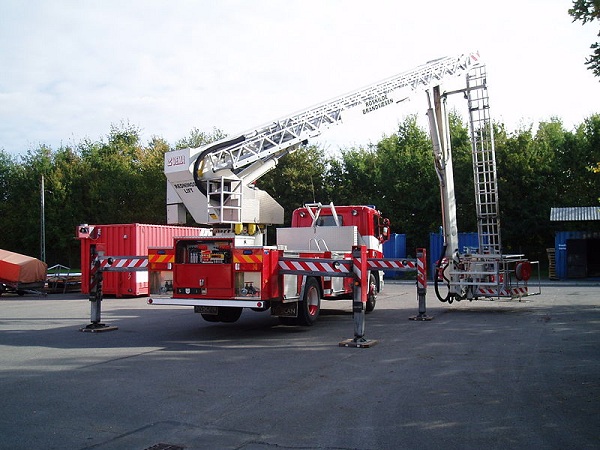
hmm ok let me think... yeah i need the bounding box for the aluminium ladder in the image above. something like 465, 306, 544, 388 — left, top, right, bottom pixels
466, 64, 502, 255
198, 53, 483, 175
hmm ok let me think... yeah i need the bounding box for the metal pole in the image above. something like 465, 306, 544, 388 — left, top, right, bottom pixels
410, 248, 433, 321
90, 259, 102, 323
81, 255, 118, 332
40, 175, 46, 263
340, 245, 378, 348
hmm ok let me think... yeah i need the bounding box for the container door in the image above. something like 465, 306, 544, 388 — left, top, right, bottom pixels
567, 239, 587, 278
587, 238, 600, 277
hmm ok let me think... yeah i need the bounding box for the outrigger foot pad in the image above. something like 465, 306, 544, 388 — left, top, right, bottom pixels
80, 323, 118, 333
339, 337, 379, 348
409, 314, 433, 321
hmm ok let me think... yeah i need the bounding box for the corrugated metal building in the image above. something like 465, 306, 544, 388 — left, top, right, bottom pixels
550, 207, 600, 222
550, 207, 600, 279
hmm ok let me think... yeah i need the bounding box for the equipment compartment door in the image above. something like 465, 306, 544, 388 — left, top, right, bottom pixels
173, 238, 235, 298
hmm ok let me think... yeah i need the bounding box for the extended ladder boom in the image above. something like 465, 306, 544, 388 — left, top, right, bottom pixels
197, 52, 482, 175
165, 52, 483, 228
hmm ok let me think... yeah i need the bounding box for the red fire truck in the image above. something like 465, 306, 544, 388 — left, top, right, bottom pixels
88, 52, 536, 335
149, 203, 391, 325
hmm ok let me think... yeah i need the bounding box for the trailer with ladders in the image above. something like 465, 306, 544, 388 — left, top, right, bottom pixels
82, 51, 539, 343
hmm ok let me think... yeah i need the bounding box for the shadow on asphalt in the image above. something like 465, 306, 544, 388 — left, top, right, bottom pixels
2, 300, 598, 352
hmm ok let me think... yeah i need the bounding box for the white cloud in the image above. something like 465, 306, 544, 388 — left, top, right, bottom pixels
0, 0, 598, 155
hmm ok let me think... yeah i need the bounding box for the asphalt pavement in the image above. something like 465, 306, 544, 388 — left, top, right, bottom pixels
0, 281, 598, 450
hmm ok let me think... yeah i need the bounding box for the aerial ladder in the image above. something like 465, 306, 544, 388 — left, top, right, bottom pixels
165, 51, 538, 301
165, 53, 481, 234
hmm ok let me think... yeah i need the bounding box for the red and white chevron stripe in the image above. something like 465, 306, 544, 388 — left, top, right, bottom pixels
100, 257, 148, 270
89, 259, 99, 292
477, 286, 529, 297
367, 259, 416, 270
416, 250, 427, 290
278, 259, 351, 274
352, 256, 362, 281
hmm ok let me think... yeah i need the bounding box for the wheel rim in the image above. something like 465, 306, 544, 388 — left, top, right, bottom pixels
369, 278, 376, 299
306, 286, 319, 316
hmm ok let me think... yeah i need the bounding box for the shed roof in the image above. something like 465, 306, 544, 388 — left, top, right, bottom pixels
550, 207, 600, 221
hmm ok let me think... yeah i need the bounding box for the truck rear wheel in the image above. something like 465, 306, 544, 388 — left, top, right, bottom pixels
200, 307, 243, 323
217, 307, 243, 323
201, 313, 220, 323
297, 277, 320, 326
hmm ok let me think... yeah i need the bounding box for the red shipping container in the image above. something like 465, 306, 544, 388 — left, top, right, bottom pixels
78, 223, 209, 297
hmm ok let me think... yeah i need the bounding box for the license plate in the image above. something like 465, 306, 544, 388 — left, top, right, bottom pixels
271, 302, 298, 318
195, 306, 218, 315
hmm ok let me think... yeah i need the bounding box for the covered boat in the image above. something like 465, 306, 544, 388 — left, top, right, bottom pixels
0, 249, 47, 294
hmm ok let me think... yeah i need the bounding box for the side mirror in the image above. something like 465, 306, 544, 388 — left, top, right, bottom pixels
379, 218, 391, 243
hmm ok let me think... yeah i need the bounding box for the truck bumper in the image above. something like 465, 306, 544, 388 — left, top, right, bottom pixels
147, 297, 268, 309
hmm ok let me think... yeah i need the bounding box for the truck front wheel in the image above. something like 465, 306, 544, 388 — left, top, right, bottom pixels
297, 277, 321, 326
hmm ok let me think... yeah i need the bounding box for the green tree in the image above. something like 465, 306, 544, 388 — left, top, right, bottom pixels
495, 121, 560, 259
327, 145, 380, 207
569, 0, 600, 77
551, 114, 600, 206
0, 150, 17, 220
447, 111, 477, 233
175, 127, 227, 149
77, 123, 169, 225
576, 114, 600, 202
138, 136, 172, 223
374, 115, 438, 250
43, 146, 85, 266
0, 151, 26, 255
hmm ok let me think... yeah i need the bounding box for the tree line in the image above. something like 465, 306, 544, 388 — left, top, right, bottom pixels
0, 113, 598, 270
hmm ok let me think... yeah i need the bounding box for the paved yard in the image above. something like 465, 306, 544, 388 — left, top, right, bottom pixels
0, 282, 598, 449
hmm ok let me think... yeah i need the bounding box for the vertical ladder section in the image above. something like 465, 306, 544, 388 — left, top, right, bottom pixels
206, 177, 243, 223
466, 64, 501, 255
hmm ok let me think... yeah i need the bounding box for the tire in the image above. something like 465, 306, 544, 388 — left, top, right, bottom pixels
365, 272, 377, 313
201, 313, 220, 323
217, 307, 243, 323
200, 306, 243, 323
278, 316, 297, 326
297, 277, 321, 326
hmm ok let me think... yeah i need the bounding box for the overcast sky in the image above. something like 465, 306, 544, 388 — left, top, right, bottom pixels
1, 0, 598, 157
